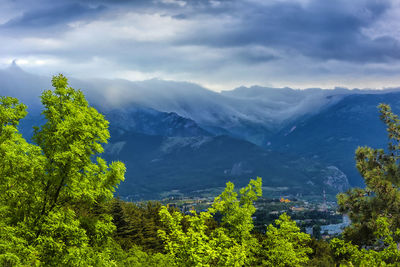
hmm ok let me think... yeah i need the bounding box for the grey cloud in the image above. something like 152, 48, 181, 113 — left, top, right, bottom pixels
172, 0, 399, 63
1, 0, 400, 89
4, 0, 397, 63
1, 2, 106, 36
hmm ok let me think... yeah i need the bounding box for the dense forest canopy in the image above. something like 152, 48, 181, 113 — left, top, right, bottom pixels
1, 75, 400, 266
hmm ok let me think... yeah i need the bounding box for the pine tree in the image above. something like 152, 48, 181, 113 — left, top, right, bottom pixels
338, 104, 400, 247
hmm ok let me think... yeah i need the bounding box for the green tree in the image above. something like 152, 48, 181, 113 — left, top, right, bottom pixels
259, 213, 312, 267
0, 75, 125, 265
158, 178, 313, 266
158, 178, 262, 266
120, 245, 174, 266
337, 104, 400, 247
110, 199, 167, 253
330, 216, 400, 266
307, 238, 335, 266
312, 224, 322, 240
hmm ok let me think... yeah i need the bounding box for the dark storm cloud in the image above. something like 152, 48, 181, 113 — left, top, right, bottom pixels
3, 0, 397, 63
0, 1, 106, 36
113, 0, 400, 64
170, 0, 399, 63
1, 0, 400, 89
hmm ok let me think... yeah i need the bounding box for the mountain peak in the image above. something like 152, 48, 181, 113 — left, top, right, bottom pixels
7, 60, 24, 73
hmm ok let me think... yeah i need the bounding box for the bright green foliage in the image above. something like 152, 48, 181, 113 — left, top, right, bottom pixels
158, 177, 262, 266
0, 222, 39, 266
0, 75, 126, 265
338, 104, 400, 246
209, 177, 262, 242
33, 74, 125, 212
158, 178, 314, 266
259, 213, 312, 267
0, 97, 45, 225
331, 217, 400, 266
118, 245, 174, 266
0, 96, 46, 265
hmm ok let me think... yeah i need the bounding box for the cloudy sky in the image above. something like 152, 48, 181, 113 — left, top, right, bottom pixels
1, 0, 400, 91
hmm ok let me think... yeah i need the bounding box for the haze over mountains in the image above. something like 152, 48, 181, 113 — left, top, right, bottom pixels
2, 64, 399, 200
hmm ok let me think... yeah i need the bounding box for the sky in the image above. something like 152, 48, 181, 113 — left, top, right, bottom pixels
1, 0, 400, 91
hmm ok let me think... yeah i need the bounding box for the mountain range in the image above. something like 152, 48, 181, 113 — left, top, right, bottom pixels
1, 64, 398, 200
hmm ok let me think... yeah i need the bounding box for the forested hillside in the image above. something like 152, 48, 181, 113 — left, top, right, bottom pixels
1, 75, 400, 266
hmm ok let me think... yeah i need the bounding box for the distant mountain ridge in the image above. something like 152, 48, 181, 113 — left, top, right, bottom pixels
3, 63, 397, 144
1, 64, 399, 199
103, 107, 211, 137
85, 79, 399, 143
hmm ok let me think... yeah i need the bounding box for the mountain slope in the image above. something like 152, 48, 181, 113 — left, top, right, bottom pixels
103, 107, 211, 137
104, 131, 349, 200
271, 92, 400, 186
